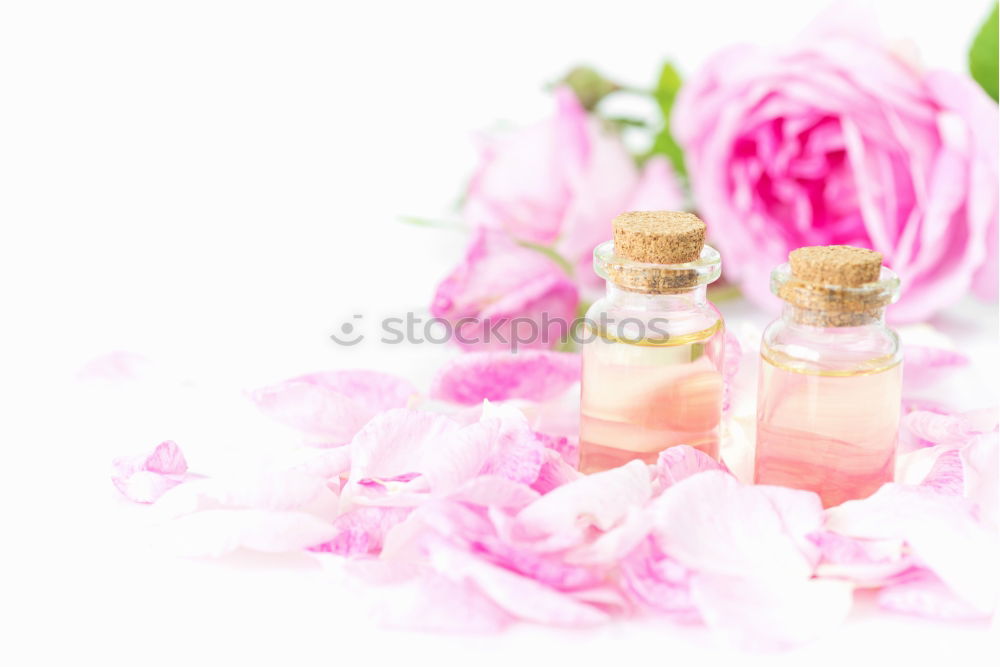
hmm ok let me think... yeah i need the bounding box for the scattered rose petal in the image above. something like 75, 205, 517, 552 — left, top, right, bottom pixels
877, 570, 990, 620
618, 537, 699, 620
531, 449, 582, 494
535, 432, 578, 467
961, 434, 999, 526
430, 350, 581, 405
475, 402, 546, 485
113, 471, 185, 505
448, 476, 541, 510
249, 370, 417, 445
901, 409, 997, 449
153, 464, 337, 518
650, 471, 821, 580
810, 531, 909, 585
342, 409, 469, 507
653, 445, 728, 492
111, 440, 188, 504
919, 449, 965, 496
516, 459, 651, 536
311, 507, 412, 557
519, 382, 581, 442
425, 540, 609, 627
825, 483, 1000, 615
567, 506, 653, 566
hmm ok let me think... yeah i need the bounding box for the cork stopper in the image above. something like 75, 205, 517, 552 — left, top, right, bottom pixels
788, 246, 882, 287
612, 211, 706, 264
775, 245, 896, 326
595, 211, 714, 293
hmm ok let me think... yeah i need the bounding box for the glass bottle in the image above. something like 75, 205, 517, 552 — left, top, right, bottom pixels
579, 211, 725, 474
754, 245, 902, 507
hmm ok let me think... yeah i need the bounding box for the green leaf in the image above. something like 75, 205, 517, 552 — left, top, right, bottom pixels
970, 3, 999, 102
652, 62, 682, 115
644, 61, 687, 179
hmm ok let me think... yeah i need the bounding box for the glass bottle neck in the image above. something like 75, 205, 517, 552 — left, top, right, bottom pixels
605, 282, 708, 309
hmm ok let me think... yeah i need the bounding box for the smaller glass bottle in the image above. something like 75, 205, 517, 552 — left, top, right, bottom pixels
579, 211, 725, 474
754, 245, 902, 507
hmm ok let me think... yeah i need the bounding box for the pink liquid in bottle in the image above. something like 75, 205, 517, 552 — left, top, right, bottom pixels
754, 356, 901, 508
580, 324, 725, 474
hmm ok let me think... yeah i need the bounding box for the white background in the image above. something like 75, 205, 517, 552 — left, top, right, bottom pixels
1, 1, 997, 665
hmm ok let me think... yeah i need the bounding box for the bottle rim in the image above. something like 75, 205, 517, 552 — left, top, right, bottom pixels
771, 262, 901, 310
593, 241, 722, 292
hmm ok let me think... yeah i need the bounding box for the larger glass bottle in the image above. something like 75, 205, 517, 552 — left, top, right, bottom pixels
579, 211, 725, 474
754, 245, 902, 507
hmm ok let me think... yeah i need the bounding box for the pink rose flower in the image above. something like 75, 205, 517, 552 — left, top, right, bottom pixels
431, 228, 578, 351
674, 23, 998, 321
463, 87, 684, 285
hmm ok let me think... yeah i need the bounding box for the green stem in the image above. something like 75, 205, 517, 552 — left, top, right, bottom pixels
517, 240, 575, 277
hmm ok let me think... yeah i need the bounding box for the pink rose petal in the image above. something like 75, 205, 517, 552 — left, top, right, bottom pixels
520, 382, 581, 442
901, 409, 996, 449
617, 537, 699, 620
919, 449, 964, 496
535, 432, 578, 467
249, 370, 417, 445
430, 229, 579, 352
430, 350, 581, 405
961, 434, 999, 525
343, 405, 546, 510
448, 475, 541, 510
343, 409, 469, 507
516, 459, 651, 536
111, 440, 188, 504
653, 445, 729, 492
825, 483, 999, 614
531, 449, 582, 494
566, 506, 653, 566
142, 440, 188, 475
475, 402, 546, 485
153, 464, 337, 518
425, 540, 609, 627
877, 569, 991, 620
113, 470, 184, 505
311, 506, 412, 557
810, 531, 909, 585
650, 471, 822, 580
379, 499, 611, 621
